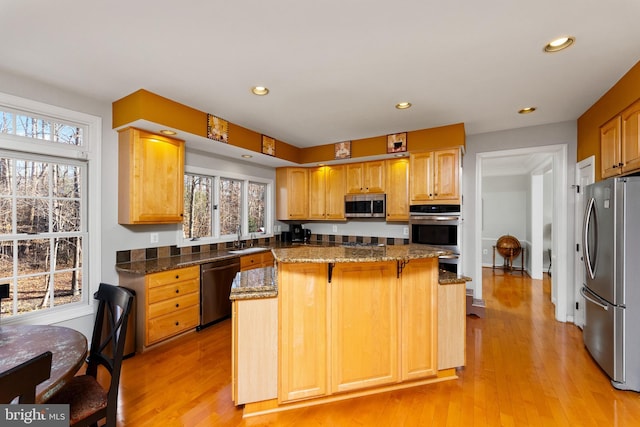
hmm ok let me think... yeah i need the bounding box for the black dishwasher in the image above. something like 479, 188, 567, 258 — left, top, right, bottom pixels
198, 257, 240, 330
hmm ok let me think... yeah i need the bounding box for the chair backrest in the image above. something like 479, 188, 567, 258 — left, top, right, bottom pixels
0, 351, 53, 403
87, 283, 133, 417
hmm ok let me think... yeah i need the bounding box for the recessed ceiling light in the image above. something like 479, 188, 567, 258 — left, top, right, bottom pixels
251, 86, 269, 96
518, 107, 537, 114
159, 129, 176, 135
241, 154, 253, 159
544, 36, 575, 53
395, 102, 412, 110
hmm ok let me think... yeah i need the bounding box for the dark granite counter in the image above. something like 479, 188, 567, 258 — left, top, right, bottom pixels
230, 266, 277, 300
272, 243, 450, 263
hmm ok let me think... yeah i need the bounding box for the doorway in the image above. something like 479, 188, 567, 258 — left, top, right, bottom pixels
475, 144, 570, 322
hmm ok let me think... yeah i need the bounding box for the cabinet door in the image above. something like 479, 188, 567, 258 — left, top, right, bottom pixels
434, 149, 460, 202
438, 283, 466, 369
276, 168, 309, 220
279, 263, 328, 402
118, 128, 185, 224
385, 158, 409, 221
622, 99, 640, 174
331, 262, 398, 393
325, 165, 346, 220
345, 163, 365, 194
364, 160, 386, 193
601, 116, 622, 179
410, 151, 434, 203
308, 167, 327, 220
401, 258, 438, 380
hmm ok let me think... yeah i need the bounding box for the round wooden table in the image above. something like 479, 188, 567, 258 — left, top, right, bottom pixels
0, 324, 88, 402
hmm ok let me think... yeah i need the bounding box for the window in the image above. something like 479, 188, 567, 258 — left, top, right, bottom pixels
182, 169, 272, 244
0, 93, 100, 324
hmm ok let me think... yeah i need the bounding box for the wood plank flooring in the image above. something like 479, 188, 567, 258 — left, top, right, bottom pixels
114, 268, 640, 426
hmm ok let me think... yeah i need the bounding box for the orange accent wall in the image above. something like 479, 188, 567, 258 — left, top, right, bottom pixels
578, 60, 640, 181
113, 89, 465, 165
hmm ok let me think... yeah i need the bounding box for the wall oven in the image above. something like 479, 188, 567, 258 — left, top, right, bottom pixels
409, 204, 461, 274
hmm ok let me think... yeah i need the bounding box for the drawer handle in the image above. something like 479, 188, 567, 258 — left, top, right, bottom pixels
175, 275, 180, 279
175, 289, 180, 294
175, 303, 179, 308
175, 321, 179, 326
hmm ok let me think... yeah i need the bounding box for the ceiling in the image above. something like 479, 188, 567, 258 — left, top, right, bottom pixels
2, 1, 640, 155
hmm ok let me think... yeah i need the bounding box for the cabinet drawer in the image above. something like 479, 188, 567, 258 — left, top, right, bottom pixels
148, 292, 200, 319
148, 279, 199, 304
240, 252, 274, 270
147, 306, 200, 344
147, 266, 199, 289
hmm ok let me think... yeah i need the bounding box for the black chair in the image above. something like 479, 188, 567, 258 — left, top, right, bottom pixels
47, 283, 133, 427
0, 351, 53, 404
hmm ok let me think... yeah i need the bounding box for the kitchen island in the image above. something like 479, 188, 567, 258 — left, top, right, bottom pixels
235, 244, 468, 417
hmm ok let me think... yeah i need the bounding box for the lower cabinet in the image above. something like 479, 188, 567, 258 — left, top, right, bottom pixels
232, 298, 278, 405
331, 262, 398, 393
119, 265, 200, 352
438, 282, 466, 369
278, 258, 439, 404
279, 263, 328, 402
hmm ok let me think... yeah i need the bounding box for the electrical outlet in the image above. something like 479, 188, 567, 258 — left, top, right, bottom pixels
483, 249, 488, 255
403, 227, 409, 236
150, 233, 159, 243
332, 225, 338, 232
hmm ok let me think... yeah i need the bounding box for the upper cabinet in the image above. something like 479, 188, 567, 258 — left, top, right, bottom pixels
601, 98, 640, 179
276, 167, 309, 221
601, 116, 622, 179
410, 148, 460, 204
385, 158, 409, 221
118, 127, 185, 224
622, 99, 640, 174
309, 165, 346, 220
346, 161, 385, 194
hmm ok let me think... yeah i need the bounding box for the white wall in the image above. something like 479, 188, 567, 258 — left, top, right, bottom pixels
463, 121, 577, 321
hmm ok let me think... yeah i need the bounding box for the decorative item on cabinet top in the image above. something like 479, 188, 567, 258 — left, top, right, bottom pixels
387, 132, 407, 154
335, 141, 351, 159
207, 114, 229, 143
262, 135, 276, 156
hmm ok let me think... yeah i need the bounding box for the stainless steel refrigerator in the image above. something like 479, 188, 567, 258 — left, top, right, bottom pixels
582, 176, 640, 391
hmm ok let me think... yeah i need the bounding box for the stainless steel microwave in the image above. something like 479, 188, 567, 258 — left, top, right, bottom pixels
345, 194, 386, 218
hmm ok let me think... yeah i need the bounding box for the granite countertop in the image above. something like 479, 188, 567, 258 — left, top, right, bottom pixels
229, 266, 277, 300
271, 243, 450, 263
439, 270, 473, 285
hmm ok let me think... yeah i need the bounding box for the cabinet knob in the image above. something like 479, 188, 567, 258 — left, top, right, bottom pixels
175, 321, 179, 326
175, 289, 180, 294
175, 275, 179, 279
619, 162, 624, 167
175, 303, 179, 308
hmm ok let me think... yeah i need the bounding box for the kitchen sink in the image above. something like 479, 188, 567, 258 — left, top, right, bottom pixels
228, 247, 269, 254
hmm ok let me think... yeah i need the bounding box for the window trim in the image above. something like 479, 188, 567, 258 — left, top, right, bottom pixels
0, 92, 101, 326
180, 164, 274, 247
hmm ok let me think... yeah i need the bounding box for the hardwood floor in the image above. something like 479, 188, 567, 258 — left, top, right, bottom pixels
115, 269, 640, 426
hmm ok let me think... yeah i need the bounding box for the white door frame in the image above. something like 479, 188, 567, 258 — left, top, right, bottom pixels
574, 156, 595, 328
475, 144, 570, 321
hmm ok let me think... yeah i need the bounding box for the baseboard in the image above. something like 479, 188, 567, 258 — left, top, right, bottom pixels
466, 289, 486, 318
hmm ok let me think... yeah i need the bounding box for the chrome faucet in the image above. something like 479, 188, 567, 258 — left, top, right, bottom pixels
235, 225, 243, 248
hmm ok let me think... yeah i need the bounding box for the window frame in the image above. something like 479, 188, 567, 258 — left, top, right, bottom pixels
0, 92, 101, 326
180, 165, 273, 247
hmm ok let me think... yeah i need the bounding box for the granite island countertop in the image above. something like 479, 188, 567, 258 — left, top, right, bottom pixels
230, 266, 277, 300
271, 243, 451, 263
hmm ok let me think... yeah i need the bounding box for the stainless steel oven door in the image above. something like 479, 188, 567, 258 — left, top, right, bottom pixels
409, 215, 461, 252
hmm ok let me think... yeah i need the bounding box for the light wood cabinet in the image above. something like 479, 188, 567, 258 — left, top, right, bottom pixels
145, 266, 200, 346
346, 161, 385, 194
410, 148, 460, 204
601, 115, 622, 179
240, 251, 274, 271
438, 283, 466, 369
308, 165, 346, 220
276, 167, 309, 220
385, 158, 409, 221
118, 127, 185, 224
331, 262, 398, 393
400, 258, 438, 380
232, 297, 278, 405
278, 263, 328, 403
622, 99, 640, 174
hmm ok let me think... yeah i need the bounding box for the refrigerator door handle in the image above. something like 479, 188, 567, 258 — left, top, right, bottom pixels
581, 286, 609, 311
583, 197, 597, 280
